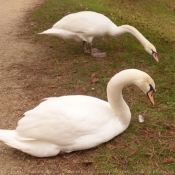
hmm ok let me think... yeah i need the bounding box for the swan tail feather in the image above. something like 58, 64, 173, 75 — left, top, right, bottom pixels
38, 28, 59, 35
38, 28, 82, 41
0, 129, 28, 152
38, 28, 72, 36
0, 129, 60, 157
0, 129, 17, 145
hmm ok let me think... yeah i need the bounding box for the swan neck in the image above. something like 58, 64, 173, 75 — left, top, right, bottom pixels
107, 74, 131, 126
117, 25, 149, 46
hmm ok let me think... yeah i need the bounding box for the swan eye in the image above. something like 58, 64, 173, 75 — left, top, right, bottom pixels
151, 49, 157, 55
148, 84, 155, 93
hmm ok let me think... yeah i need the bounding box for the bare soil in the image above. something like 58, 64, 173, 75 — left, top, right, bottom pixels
0, 0, 97, 174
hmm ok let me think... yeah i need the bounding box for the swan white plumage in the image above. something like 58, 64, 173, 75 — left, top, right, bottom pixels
0, 69, 155, 157
39, 11, 159, 61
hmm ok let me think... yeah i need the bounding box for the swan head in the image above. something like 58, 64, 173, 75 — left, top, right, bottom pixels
133, 70, 156, 105
144, 43, 159, 62
109, 69, 156, 105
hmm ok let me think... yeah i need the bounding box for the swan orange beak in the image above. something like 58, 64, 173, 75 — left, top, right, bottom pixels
147, 91, 155, 105
153, 53, 159, 62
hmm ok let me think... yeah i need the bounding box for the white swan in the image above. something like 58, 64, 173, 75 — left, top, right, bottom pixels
39, 11, 159, 61
0, 69, 155, 157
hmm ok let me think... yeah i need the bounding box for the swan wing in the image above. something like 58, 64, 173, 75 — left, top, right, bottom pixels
16, 95, 119, 147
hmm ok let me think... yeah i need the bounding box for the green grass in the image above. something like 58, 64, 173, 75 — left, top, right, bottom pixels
30, 0, 175, 174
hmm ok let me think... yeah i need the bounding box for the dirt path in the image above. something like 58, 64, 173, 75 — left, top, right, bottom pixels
0, 0, 60, 174
0, 0, 96, 174
0, 0, 51, 130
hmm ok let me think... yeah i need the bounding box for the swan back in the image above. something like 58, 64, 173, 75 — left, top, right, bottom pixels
51, 11, 117, 42
53, 11, 115, 32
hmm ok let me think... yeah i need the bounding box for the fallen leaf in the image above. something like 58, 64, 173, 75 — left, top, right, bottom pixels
82, 159, 93, 166
163, 157, 174, 164
172, 41, 175, 48
169, 131, 175, 135
158, 131, 161, 137
163, 90, 169, 94
48, 85, 57, 88
92, 78, 99, 83
145, 153, 153, 156
91, 72, 98, 78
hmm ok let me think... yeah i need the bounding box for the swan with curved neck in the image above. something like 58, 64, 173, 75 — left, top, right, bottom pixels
39, 11, 159, 62
0, 69, 155, 157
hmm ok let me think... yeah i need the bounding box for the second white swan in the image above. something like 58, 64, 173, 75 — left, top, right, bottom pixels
39, 11, 159, 61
